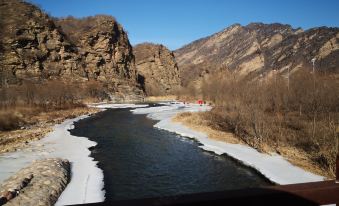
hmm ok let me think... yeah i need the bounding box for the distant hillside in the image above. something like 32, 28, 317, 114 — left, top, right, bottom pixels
134, 43, 181, 96
175, 23, 339, 86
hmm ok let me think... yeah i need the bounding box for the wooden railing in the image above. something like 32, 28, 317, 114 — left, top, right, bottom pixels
77, 180, 338, 206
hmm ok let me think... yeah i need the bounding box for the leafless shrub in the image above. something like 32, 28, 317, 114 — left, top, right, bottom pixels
183, 68, 339, 176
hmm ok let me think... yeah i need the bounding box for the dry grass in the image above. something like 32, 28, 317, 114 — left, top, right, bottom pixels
173, 112, 242, 144
173, 111, 331, 178
0, 79, 106, 153
0, 111, 25, 131
145, 95, 178, 102
0, 127, 53, 153
275, 146, 326, 178
177, 68, 339, 178
0, 106, 99, 154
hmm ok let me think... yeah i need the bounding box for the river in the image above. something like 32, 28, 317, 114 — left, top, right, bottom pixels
70, 107, 270, 201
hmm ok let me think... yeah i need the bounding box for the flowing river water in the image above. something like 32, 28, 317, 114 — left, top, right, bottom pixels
70, 107, 271, 201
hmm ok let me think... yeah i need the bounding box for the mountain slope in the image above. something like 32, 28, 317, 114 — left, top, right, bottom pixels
175, 23, 339, 86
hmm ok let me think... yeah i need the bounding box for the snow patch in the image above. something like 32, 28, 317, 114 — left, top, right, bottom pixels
0, 116, 105, 205
131, 103, 324, 184
89, 103, 148, 109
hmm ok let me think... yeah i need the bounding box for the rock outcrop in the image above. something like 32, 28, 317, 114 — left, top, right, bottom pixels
56, 15, 144, 101
175, 23, 339, 86
134, 43, 181, 95
56, 16, 138, 83
0, 158, 70, 206
0, 0, 144, 101
0, 0, 83, 85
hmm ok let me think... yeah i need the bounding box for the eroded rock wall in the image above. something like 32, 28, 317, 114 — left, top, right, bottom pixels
134, 43, 181, 95
0, 0, 144, 101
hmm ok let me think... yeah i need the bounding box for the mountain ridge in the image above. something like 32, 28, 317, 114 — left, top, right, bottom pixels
174, 22, 339, 86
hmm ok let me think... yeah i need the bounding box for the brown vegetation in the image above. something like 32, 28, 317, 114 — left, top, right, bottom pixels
0, 106, 99, 154
173, 112, 242, 144
0, 80, 106, 131
178, 68, 339, 178
145, 95, 178, 102
0, 79, 103, 153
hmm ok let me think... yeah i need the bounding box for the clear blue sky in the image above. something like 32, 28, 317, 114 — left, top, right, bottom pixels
29, 0, 339, 50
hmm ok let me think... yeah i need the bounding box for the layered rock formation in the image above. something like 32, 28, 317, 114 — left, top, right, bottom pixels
0, 0, 143, 101
56, 16, 137, 83
134, 43, 181, 95
0, 0, 82, 84
56, 15, 143, 101
175, 23, 339, 86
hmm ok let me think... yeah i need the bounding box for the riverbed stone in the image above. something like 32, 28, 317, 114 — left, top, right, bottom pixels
0, 158, 70, 206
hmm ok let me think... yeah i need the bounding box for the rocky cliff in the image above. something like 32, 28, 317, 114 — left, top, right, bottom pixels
0, 0, 143, 101
134, 43, 181, 95
175, 23, 339, 86
56, 15, 143, 101
0, 0, 83, 84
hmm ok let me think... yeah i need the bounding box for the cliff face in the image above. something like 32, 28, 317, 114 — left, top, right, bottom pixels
56, 16, 137, 83
0, 0, 143, 101
56, 16, 143, 101
0, 0, 83, 85
175, 23, 339, 86
134, 43, 181, 95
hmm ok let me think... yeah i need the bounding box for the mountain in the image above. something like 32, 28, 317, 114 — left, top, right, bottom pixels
0, 0, 143, 101
0, 0, 81, 84
174, 23, 339, 86
134, 43, 181, 95
56, 16, 143, 101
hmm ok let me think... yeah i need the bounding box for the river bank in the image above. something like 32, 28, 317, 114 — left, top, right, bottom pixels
0, 101, 326, 205
0, 107, 99, 154
0, 114, 105, 205
131, 102, 324, 185
0, 107, 105, 205
0, 103, 151, 205
173, 112, 331, 178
